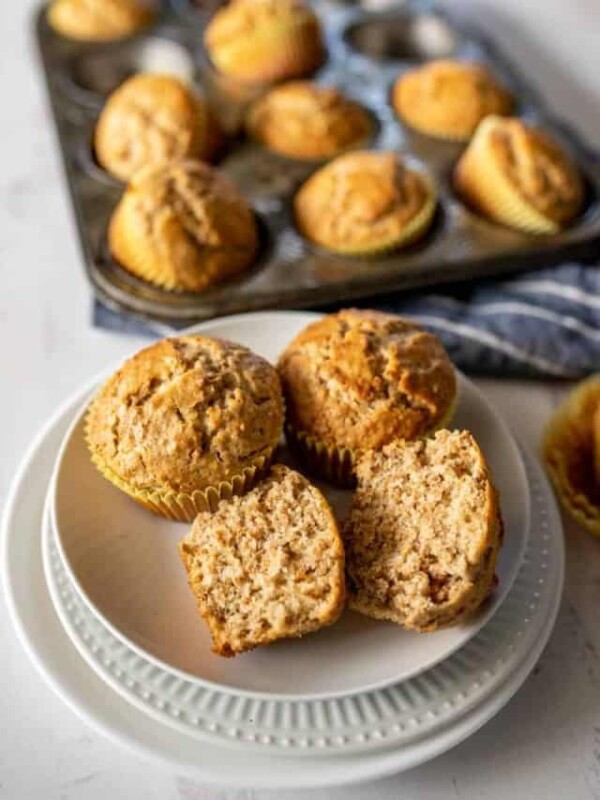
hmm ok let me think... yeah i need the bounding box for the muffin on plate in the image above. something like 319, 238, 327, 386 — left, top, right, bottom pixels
47, 0, 156, 41
392, 59, 514, 142
95, 74, 222, 182
85, 335, 284, 522
543, 374, 600, 537
246, 81, 373, 161
108, 159, 258, 292
454, 116, 584, 234
277, 309, 456, 486
179, 465, 345, 656
344, 430, 503, 631
294, 151, 437, 256
204, 0, 325, 85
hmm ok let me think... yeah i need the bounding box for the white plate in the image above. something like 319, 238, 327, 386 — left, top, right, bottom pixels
1, 388, 563, 787
51, 311, 529, 699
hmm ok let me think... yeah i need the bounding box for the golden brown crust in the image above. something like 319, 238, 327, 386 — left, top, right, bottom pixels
277, 309, 457, 457
392, 59, 514, 141
246, 81, 373, 161
86, 335, 284, 499
47, 0, 155, 40
94, 74, 222, 182
204, 0, 325, 84
108, 159, 258, 292
293, 151, 436, 254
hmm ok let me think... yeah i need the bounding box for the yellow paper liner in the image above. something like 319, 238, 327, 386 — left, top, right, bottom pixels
542, 374, 600, 537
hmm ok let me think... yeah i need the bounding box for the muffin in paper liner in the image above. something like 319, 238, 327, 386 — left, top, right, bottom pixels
542, 375, 600, 537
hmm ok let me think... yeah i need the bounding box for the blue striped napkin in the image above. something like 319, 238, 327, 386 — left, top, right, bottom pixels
94, 262, 600, 379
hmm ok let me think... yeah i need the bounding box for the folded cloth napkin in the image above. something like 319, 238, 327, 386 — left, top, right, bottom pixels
94, 262, 600, 379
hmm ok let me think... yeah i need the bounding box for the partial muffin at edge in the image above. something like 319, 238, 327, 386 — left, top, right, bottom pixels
47, 0, 156, 41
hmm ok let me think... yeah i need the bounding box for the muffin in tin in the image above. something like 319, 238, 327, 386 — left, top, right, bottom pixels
47, 0, 156, 41
454, 116, 584, 234
86, 335, 285, 522
392, 59, 514, 142
95, 74, 223, 182
108, 159, 259, 292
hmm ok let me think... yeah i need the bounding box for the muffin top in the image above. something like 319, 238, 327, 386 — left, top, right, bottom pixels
246, 81, 372, 160
294, 151, 435, 253
86, 336, 284, 494
277, 309, 456, 452
47, 0, 155, 41
108, 160, 258, 292
393, 59, 513, 141
95, 74, 221, 182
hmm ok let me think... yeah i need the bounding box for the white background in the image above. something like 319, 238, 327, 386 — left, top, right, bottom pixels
1, 0, 600, 798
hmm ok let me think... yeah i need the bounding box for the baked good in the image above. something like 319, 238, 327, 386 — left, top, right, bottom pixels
179, 465, 345, 656
344, 430, 502, 631
392, 59, 513, 142
294, 151, 436, 255
95, 74, 222, 182
85, 335, 284, 522
277, 309, 456, 485
108, 160, 258, 292
454, 116, 584, 234
246, 81, 373, 160
204, 0, 325, 84
543, 374, 600, 536
47, 0, 155, 40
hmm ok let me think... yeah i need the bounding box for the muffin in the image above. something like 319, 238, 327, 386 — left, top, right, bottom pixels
277, 309, 457, 486
95, 74, 222, 182
344, 430, 503, 631
86, 336, 284, 522
454, 116, 584, 234
47, 0, 155, 41
179, 465, 345, 656
204, 0, 325, 85
108, 160, 258, 292
543, 374, 600, 536
246, 81, 373, 161
392, 59, 514, 142
294, 151, 437, 255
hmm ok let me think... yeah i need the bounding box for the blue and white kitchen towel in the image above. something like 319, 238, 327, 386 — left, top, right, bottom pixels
94, 261, 600, 380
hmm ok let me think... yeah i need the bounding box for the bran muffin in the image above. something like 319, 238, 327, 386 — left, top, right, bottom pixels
204, 0, 325, 85
454, 116, 584, 234
277, 309, 456, 486
95, 74, 222, 182
344, 430, 503, 631
179, 465, 345, 656
108, 159, 258, 292
86, 335, 284, 522
246, 81, 373, 161
392, 59, 514, 142
294, 151, 437, 256
47, 0, 156, 41
543, 374, 600, 537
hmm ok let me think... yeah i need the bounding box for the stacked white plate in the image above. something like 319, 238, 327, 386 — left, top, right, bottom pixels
2, 311, 564, 790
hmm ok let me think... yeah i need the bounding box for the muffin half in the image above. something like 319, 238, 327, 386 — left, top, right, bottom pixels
179, 465, 345, 656
86, 335, 284, 522
345, 430, 503, 631
277, 309, 456, 486
47, 0, 156, 40
294, 151, 437, 256
454, 116, 584, 234
108, 160, 258, 292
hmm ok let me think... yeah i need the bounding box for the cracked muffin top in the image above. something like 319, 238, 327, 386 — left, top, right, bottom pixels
246, 81, 373, 161
392, 59, 513, 141
47, 0, 156, 41
277, 309, 456, 453
108, 159, 258, 292
86, 335, 285, 494
95, 74, 222, 182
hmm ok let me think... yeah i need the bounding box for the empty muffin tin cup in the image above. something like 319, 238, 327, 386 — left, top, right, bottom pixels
345, 13, 459, 61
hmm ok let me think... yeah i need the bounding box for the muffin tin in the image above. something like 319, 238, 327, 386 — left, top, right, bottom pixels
36, 0, 600, 327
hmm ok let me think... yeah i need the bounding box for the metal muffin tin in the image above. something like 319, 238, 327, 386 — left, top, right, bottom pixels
36, 0, 600, 327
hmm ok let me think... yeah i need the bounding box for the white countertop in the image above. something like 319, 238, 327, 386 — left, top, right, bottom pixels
1, 1, 599, 798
